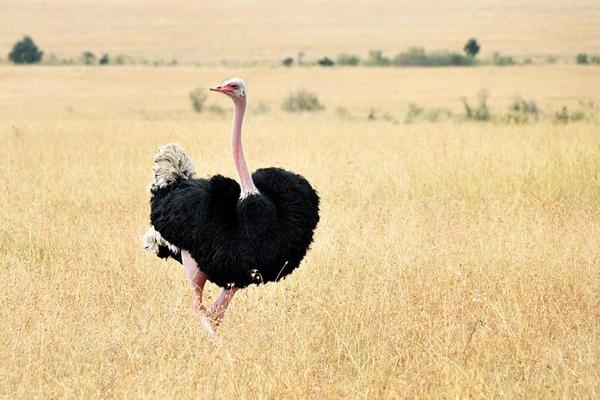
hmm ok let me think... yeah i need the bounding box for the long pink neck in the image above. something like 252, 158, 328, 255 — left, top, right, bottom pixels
231, 97, 256, 197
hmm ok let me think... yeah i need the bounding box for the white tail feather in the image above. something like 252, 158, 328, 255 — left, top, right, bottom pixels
149, 143, 196, 192
142, 226, 179, 255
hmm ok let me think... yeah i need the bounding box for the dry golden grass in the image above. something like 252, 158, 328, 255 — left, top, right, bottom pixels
1, 0, 600, 62
1, 65, 600, 119
1, 66, 599, 398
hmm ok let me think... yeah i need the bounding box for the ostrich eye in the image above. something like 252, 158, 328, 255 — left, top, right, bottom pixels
230, 84, 238, 89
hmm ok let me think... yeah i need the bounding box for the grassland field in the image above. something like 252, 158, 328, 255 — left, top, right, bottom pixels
0, 64, 599, 398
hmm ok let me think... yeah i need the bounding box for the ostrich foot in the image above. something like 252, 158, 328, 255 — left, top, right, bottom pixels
208, 287, 238, 326
192, 298, 217, 339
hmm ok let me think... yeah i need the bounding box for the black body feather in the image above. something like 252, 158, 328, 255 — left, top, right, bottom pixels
150, 168, 319, 288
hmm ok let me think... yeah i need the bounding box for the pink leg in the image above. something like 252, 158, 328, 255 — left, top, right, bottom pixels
208, 287, 238, 326
181, 250, 215, 337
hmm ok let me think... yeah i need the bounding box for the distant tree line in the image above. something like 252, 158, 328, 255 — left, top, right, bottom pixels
5, 35, 600, 67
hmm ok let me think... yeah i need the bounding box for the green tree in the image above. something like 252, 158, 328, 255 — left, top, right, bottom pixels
9, 36, 43, 64
464, 38, 480, 57
576, 53, 589, 64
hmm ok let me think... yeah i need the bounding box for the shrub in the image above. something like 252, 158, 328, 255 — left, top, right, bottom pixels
576, 53, 589, 64
317, 57, 334, 67
434, 51, 473, 66
404, 103, 424, 123
81, 51, 97, 65
99, 54, 110, 65
461, 90, 491, 121
510, 97, 539, 115
464, 38, 480, 57
189, 88, 208, 112
394, 47, 427, 66
282, 89, 324, 112
282, 57, 293, 67
504, 97, 540, 123
8, 36, 43, 64
492, 52, 515, 66
591, 55, 600, 64
545, 55, 558, 64
393, 47, 474, 67
113, 54, 127, 65
337, 53, 360, 66
554, 106, 587, 123
570, 111, 586, 122
365, 50, 390, 66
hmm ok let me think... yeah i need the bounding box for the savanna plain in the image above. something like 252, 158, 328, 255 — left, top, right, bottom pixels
1, 65, 599, 399
1, 0, 600, 398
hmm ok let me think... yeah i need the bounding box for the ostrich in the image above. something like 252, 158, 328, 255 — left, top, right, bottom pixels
142, 77, 319, 336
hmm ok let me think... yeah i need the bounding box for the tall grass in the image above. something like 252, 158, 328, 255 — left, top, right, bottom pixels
1, 66, 599, 398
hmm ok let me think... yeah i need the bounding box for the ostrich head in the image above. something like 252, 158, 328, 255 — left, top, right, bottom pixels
210, 77, 246, 99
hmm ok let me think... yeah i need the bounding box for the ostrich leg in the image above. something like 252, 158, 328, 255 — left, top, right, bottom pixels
208, 287, 238, 326
181, 250, 215, 337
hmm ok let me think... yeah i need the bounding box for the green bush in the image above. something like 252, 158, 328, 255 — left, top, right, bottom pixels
393, 48, 427, 66
113, 54, 127, 65
99, 54, 110, 65
591, 55, 600, 64
545, 55, 558, 64
81, 51, 96, 65
576, 53, 589, 64
404, 103, 424, 123
570, 111, 586, 122
504, 97, 540, 123
317, 57, 335, 67
554, 106, 587, 123
189, 88, 208, 112
282, 57, 293, 67
337, 53, 360, 66
282, 89, 324, 112
393, 47, 474, 67
8, 36, 43, 64
365, 50, 390, 66
461, 90, 491, 121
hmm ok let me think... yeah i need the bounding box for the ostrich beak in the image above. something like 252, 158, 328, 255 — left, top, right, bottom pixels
210, 85, 231, 94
